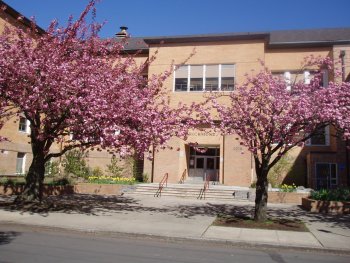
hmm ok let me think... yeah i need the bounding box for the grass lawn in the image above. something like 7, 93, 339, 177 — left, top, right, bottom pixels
213, 214, 308, 232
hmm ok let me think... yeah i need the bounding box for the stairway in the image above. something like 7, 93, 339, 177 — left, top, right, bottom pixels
127, 183, 255, 201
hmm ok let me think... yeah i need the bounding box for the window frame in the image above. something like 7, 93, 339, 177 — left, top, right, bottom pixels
16, 152, 26, 175
306, 126, 330, 146
315, 162, 338, 188
173, 64, 235, 92
18, 117, 30, 133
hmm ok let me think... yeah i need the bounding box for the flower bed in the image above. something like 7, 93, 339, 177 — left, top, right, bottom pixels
87, 176, 136, 185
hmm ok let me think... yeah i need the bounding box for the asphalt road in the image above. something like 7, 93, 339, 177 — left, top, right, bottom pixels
0, 224, 349, 263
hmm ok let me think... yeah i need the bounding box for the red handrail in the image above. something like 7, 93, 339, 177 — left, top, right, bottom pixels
198, 174, 210, 199
154, 173, 168, 197
179, 169, 187, 184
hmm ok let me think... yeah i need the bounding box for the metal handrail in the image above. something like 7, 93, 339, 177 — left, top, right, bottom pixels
179, 169, 187, 184
197, 174, 210, 200
154, 173, 168, 197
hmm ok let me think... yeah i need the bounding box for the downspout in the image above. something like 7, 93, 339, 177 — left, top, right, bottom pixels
151, 145, 155, 183
222, 135, 225, 184
340, 50, 350, 186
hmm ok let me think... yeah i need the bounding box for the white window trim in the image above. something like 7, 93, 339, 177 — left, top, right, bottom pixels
25, 119, 30, 134
18, 117, 30, 134
174, 64, 235, 92
16, 152, 26, 175
304, 71, 311, 84
284, 71, 291, 91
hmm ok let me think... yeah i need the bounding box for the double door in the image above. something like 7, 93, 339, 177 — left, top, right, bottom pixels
190, 156, 218, 181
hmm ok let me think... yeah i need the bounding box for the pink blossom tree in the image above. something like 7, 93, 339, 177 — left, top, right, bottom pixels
213, 58, 336, 221
0, 1, 194, 202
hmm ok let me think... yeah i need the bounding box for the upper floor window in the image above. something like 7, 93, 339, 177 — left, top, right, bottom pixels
306, 126, 330, 146
274, 70, 329, 90
18, 117, 30, 133
174, 64, 235, 92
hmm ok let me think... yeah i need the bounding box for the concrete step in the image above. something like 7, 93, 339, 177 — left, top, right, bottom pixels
128, 183, 254, 201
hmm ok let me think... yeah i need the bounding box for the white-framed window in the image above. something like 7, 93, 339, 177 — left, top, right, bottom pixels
174, 64, 235, 92
306, 126, 330, 146
275, 70, 328, 90
18, 117, 30, 133
16, 152, 26, 175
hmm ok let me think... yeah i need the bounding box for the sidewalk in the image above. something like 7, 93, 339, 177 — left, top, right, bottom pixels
0, 194, 349, 252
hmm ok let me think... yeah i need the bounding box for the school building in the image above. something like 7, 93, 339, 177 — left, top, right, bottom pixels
1, 1, 350, 189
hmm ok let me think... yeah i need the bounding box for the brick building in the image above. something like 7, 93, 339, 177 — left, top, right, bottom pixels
1, 1, 350, 189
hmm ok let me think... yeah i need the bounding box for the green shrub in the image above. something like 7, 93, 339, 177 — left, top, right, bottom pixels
47, 177, 71, 186
106, 156, 123, 177
92, 167, 104, 177
0, 178, 25, 186
280, 183, 297, 192
45, 160, 60, 177
310, 188, 350, 202
268, 154, 293, 188
62, 150, 90, 179
250, 181, 257, 188
142, 173, 149, 183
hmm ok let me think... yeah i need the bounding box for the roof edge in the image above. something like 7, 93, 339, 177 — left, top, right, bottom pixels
143, 32, 269, 44
0, 0, 45, 34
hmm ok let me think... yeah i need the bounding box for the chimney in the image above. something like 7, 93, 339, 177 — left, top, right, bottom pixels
116, 26, 129, 38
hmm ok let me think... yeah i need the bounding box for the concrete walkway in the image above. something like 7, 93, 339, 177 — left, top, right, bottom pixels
0, 194, 349, 252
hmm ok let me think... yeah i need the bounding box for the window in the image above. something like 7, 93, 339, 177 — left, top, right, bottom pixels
316, 163, 337, 189
190, 65, 204, 91
205, 65, 219, 91
306, 126, 330, 146
18, 117, 29, 133
16, 152, 26, 175
320, 69, 329, 88
174, 64, 235, 92
275, 70, 328, 90
174, 66, 188, 91
221, 65, 235, 91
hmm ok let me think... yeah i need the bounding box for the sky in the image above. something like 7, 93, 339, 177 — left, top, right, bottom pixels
3, 0, 350, 38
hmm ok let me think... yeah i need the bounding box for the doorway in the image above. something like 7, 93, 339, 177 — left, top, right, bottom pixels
188, 147, 219, 182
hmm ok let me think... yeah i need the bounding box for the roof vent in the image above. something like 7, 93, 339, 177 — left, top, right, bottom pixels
116, 26, 129, 38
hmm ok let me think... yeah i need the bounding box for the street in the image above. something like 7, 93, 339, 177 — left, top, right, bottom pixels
0, 224, 349, 263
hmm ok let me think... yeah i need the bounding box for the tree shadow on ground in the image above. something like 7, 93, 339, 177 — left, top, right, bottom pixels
0, 194, 349, 230
0, 231, 20, 245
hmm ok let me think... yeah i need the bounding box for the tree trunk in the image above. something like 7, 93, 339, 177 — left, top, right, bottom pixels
15, 142, 46, 203
254, 165, 269, 222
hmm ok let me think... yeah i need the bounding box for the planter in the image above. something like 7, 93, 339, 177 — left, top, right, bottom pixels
268, 191, 310, 204
248, 190, 310, 204
302, 197, 350, 214
0, 183, 134, 196
73, 183, 135, 195
0, 185, 74, 196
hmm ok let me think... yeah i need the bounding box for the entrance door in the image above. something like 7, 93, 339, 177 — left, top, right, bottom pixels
188, 146, 220, 182
194, 157, 205, 178
205, 157, 216, 181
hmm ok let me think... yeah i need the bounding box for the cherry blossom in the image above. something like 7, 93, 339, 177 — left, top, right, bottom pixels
0, 1, 195, 201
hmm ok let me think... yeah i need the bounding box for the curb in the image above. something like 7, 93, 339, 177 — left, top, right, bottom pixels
1, 221, 350, 256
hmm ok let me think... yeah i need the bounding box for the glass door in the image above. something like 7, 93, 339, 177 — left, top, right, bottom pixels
205, 157, 216, 181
